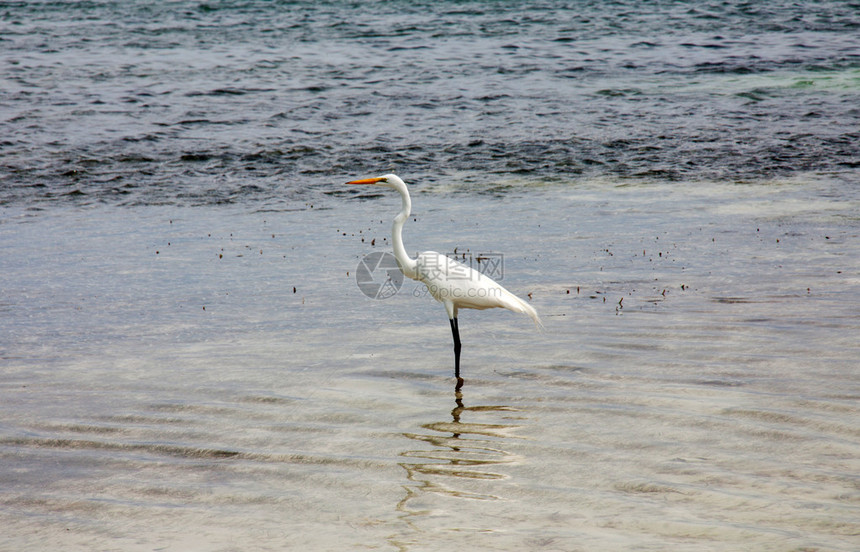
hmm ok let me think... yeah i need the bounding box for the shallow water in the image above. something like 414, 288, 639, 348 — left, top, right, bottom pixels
2, 177, 858, 550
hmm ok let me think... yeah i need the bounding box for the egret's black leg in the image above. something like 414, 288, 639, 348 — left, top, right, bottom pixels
449, 317, 462, 383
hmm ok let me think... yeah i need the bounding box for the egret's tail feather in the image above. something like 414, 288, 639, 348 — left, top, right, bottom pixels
502, 290, 543, 330
521, 299, 544, 330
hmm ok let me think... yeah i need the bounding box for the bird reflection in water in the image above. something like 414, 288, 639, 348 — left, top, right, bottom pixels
396, 379, 522, 514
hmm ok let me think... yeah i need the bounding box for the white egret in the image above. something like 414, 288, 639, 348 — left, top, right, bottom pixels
346, 174, 541, 381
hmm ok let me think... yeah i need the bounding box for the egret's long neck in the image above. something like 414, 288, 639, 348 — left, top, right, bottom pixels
391, 181, 419, 279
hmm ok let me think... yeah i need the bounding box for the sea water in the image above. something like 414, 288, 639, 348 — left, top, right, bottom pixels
2, 2, 859, 550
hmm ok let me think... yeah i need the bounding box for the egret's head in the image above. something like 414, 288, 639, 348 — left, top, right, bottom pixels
345, 173, 404, 189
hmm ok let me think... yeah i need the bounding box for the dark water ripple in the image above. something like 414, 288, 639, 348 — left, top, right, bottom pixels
2, 1, 859, 206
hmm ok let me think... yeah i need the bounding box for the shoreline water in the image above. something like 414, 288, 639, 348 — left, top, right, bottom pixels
2, 177, 858, 550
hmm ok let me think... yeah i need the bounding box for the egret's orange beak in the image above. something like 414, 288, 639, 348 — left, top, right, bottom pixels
346, 177, 387, 185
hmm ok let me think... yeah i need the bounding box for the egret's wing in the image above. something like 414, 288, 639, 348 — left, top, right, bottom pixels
415, 251, 541, 327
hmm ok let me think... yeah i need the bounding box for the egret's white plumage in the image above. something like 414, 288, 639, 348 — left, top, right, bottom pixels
346, 173, 541, 380
413, 250, 541, 325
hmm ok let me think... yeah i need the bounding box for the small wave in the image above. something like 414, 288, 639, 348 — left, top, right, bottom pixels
615, 481, 685, 495
595, 88, 643, 97
694, 61, 761, 74
680, 42, 729, 49
179, 152, 214, 162
0, 436, 388, 467
185, 87, 275, 97
1, 436, 242, 459
237, 394, 300, 405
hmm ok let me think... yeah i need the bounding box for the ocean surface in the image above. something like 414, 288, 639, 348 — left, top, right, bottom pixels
2, 1, 859, 551
2, 0, 860, 206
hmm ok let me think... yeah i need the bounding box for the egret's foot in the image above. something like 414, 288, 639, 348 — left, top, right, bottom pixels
455, 376, 464, 391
